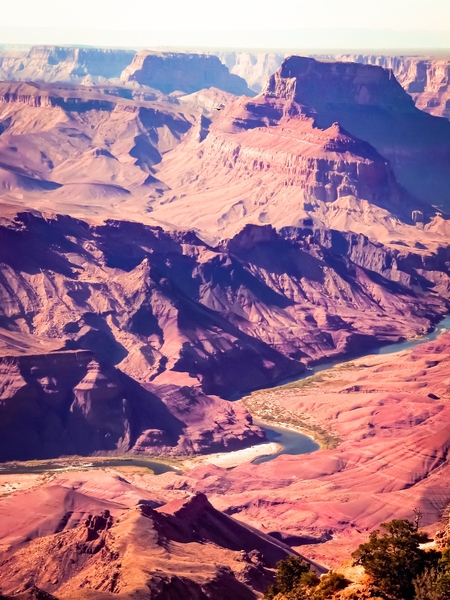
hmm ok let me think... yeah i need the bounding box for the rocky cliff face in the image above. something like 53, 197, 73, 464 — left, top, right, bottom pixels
153, 56, 450, 239
213, 51, 450, 121
0, 210, 449, 403
0, 46, 136, 84
0, 350, 263, 461
261, 56, 450, 211
325, 54, 450, 120
120, 51, 253, 95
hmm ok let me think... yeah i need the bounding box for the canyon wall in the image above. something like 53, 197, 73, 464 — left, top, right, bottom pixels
0, 46, 253, 96
1, 211, 449, 398
120, 51, 253, 95
0, 46, 448, 120
213, 51, 450, 120
325, 54, 450, 120
0, 46, 136, 84
0, 350, 264, 461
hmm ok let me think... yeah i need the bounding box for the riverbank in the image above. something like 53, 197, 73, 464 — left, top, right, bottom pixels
240, 314, 450, 452
240, 383, 340, 450
181, 442, 281, 469
171, 329, 450, 568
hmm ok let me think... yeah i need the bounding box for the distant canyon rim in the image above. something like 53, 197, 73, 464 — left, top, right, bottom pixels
0, 44, 449, 599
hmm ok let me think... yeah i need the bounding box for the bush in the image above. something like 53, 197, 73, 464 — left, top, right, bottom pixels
352, 519, 439, 600
313, 571, 350, 600
264, 556, 349, 600
413, 568, 443, 600
413, 549, 450, 600
264, 556, 315, 599
276, 556, 313, 594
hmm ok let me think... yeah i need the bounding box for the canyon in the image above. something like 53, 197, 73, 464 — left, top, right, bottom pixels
0, 46, 449, 598
214, 51, 450, 121
1, 45, 449, 122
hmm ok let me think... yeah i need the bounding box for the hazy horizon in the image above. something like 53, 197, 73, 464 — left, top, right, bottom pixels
0, 26, 449, 51
1, 0, 449, 50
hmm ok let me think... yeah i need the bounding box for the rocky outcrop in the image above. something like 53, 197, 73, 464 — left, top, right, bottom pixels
153, 56, 450, 237
265, 57, 450, 207
120, 51, 253, 96
0, 351, 264, 461
213, 51, 450, 122
0, 490, 296, 599
248, 57, 450, 211
170, 331, 450, 567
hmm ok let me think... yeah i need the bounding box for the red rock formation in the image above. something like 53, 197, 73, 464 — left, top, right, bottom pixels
1, 209, 449, 400
323, 54, 450, 121
164, 331, 450, 566
0, 350, 264, 461
0, 490, 297, 599
151, 56, 450, 241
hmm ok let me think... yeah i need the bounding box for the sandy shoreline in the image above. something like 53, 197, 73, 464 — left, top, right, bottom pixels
182, 442, 281, 469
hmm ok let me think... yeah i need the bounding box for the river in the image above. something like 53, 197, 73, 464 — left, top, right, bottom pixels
2, 316, 448, 474
0, 457, 178, 476
252, 314, 450, 463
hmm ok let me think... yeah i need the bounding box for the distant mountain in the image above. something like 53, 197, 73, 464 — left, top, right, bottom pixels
120, 51, 253, 96
0, 46, 253, 96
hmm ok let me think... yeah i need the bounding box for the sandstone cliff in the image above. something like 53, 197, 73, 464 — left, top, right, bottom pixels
0, 490, 296, 598
120, 51, 253, 96
153, 56, 450, 239
325, 54, 450, 120
213, 51, 450, 122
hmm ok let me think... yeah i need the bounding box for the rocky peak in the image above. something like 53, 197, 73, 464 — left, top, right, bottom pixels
264, 55, 415, 112
84, 510, 114, 541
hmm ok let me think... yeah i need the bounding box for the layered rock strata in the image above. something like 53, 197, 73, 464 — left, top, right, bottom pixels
1, 209, 449, 401
152, 331, 450, 567
120, 51, 253, 96
0, 350, 263, 461
0, 46, 136, 84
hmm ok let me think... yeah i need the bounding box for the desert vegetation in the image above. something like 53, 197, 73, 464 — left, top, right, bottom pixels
265, 519, 450, 600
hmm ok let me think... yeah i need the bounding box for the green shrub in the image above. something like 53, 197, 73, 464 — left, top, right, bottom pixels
352, 519, 439, 600
314, 571, 350, 599
276, 556, 313, 594
264, 556, 349, 600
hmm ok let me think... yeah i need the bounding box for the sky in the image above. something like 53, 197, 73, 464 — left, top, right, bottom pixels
1, 0, 450, 48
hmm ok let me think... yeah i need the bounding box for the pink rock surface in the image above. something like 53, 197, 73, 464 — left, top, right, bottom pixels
159, 333, 450, 565
0, 481, 296, 599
